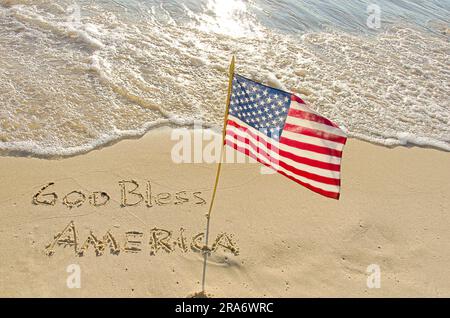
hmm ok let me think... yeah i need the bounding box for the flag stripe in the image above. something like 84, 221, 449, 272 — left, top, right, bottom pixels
281, 130, 345, 152
226, 124, 341, 179
279, 136, 343, 158
288, 108, 340, 128
284, 123, 347, 145
225, 139, 341, 199
285, 115, 347, 138
227, 118, 342, 172
225, 136, 341, 191
291, 94, 306, 104
228, 116, 343, 164
225, 133, 341, 185
289, 101, 340, 128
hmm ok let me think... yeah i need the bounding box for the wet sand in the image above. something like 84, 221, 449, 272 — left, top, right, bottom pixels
0, 127, 449, 297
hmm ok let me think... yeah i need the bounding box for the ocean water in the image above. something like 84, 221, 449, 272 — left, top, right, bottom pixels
0, 0, 449, 157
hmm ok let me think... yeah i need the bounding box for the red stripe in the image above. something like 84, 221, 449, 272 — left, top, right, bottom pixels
291, 94, 305, 104
279, 136, 343, 158
226, 129, 341, 186
227, 120, 279, 155
225, 139, 340, 200
284, 123, 347, 144
278, 147, 341, 173
227, 120, 342, 171
288, 108, 339, 128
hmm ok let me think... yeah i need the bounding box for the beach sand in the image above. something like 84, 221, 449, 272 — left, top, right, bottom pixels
0, 127, 449, 297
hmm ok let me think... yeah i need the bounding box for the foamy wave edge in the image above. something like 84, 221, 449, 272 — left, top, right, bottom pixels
0, 117, 209, 158
1, 122, 448, 159
350, 132, 450, 152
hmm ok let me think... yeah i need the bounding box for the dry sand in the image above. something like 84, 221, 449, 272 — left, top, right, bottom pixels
0, 127, 449, 297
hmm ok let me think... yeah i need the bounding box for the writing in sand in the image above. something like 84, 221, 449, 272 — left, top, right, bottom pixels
32, 180, 239, 258
33, 180, 207, 209
45, 221, 239, 257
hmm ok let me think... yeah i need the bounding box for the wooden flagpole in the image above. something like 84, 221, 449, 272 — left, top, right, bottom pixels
200, 55, 235, 295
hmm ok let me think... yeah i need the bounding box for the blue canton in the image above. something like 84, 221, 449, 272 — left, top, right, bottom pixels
229, 74, 291, 140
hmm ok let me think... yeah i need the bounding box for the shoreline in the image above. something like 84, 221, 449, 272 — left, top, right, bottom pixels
0, 127, 449, 297
1, 124, 449, 161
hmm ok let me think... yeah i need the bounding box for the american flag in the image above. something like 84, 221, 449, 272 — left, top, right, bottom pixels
225, 74, 347, 200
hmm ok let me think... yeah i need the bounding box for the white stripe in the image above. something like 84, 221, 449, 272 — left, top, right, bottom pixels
290, 100, 325, 117
281, 130, 345, 151
285, 116, 347, 138
226, 125, 341, 179
290, 100, 345, 132
225, 136, 341, 193
229, 115, 344, 162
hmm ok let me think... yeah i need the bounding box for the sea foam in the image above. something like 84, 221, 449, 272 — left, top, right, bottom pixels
0, 0, 449, 158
